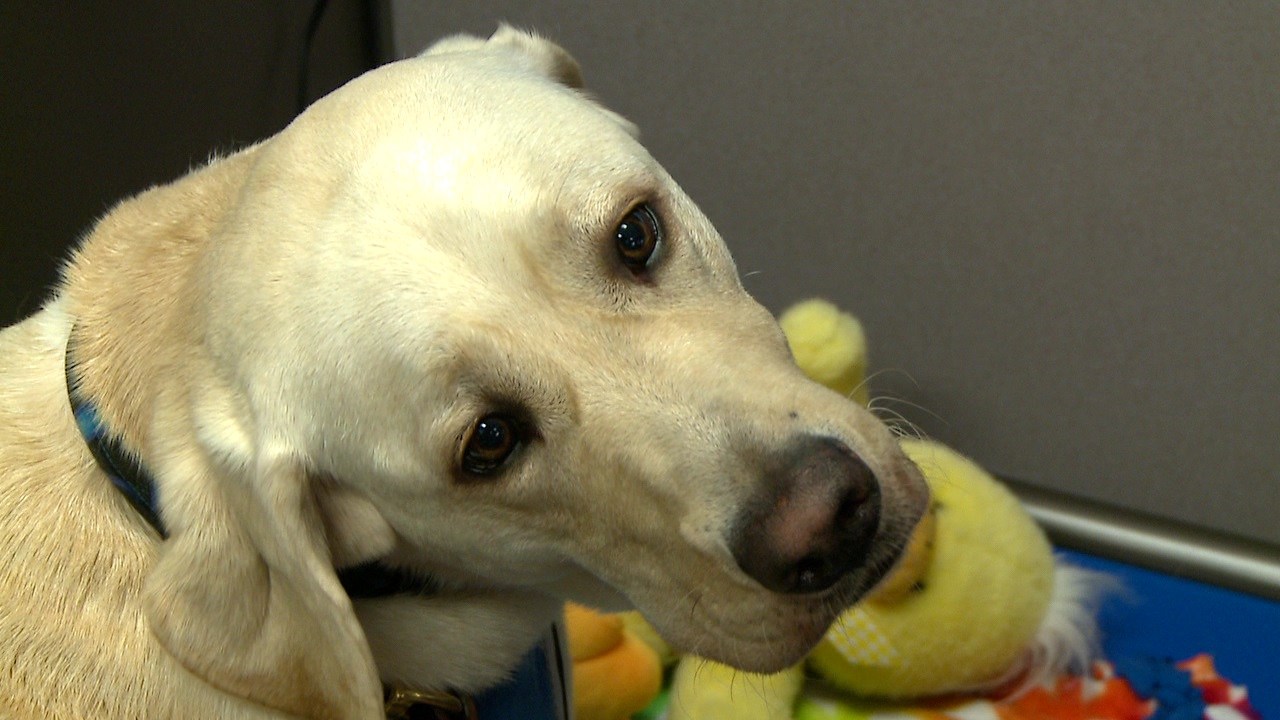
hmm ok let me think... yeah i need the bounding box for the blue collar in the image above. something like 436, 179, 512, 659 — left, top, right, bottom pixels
68, 383, 167, 535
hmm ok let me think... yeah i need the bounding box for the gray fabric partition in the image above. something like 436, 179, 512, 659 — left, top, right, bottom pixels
391, 3, 1280, 552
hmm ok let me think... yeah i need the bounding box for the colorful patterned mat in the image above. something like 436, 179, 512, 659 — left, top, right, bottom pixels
636, 654, 1261, 720
635, 545, 1277, 720
786, 655, 1260, 720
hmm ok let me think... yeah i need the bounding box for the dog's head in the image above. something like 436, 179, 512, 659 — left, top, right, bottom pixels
140, 27, 928, 717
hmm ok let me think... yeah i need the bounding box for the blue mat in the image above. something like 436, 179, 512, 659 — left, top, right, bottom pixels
1059, 549, 1279, 717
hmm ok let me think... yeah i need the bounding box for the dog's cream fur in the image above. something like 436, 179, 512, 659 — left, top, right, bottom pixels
0, 28, 928, 719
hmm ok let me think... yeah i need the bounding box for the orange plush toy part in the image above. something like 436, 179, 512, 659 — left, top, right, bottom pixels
565, 603, 663, 720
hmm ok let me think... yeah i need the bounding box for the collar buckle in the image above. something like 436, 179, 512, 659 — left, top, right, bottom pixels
385, 686, 478, 720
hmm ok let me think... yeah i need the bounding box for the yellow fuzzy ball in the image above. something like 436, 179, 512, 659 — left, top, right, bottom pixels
778, 299, 869, 405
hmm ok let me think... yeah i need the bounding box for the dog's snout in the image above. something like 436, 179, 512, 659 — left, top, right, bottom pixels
732, 437, 882, 595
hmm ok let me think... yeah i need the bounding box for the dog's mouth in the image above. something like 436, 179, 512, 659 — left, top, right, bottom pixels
654, 568, 888, 673
620, 456, 929, 673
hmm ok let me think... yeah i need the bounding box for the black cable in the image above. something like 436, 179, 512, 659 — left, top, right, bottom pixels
297, 0, 331, 115
360, 0, 392, 68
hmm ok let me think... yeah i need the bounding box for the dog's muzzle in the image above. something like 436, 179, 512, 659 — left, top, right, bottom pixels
730, 435, 882, 595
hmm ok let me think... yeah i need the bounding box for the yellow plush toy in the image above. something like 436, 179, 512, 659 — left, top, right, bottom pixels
778, 300, 870, 405
664, 299, 1102, 719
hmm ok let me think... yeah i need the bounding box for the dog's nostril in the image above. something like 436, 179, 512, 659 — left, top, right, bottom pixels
836, 478, 875, 533
838, 481, 864, 515
793, 554, 829, 594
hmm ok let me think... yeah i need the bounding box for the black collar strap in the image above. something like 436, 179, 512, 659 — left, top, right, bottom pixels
64, 338, 435, 600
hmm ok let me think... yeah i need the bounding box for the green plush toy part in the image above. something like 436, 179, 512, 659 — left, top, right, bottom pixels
666, 299, 1101, 720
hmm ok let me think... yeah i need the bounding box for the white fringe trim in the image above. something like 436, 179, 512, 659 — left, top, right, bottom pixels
1004, 561, 1120, 696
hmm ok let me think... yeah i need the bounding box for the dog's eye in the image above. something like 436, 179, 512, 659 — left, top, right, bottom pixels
614, 204, 662, 275
461, 414, 521, 476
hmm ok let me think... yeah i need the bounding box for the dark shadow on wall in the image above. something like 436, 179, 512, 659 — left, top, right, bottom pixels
0, 1, 386, 323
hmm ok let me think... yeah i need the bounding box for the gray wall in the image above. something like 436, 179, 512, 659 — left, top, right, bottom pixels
392, 4, 1280, 548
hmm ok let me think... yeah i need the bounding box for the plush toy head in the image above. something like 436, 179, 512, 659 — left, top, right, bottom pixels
809, 438, 1056, 697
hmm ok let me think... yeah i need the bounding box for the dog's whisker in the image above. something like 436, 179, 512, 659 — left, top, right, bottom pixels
865, 366, 925, 391
870, 395, 945, 424
866, 404, 920, 438
865, 399, 916, 427
849, 367, 903, 404
868, 391, 949, 429
687, 588, 704, 627
865, 400, 924, 439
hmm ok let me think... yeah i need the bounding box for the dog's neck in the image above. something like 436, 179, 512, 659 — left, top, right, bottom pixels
59, 146, 263, 462
58, 146, 436, 597
65, 329, 444, 602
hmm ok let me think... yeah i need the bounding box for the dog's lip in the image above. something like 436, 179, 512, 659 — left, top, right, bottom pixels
669, 599, 841, 672
667, 569, 862, 645
694, 612, 827, 645
895, 460, 933, 516
675, 550, 903, 668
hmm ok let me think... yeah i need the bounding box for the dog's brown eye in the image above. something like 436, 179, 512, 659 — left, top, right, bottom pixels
614, 204, 662, 274
462, 415, 520, 476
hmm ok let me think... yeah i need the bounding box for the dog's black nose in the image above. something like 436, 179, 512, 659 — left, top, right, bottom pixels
731, 436, 881, 594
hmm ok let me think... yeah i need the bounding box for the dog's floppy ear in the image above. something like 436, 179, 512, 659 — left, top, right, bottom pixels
143, 442, 383, 719
423, 23, 586, 89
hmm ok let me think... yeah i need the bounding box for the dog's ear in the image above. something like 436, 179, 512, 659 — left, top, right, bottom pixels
143, 445, 383, 719
420, 25, 641, 138
486, 24, 586, 89
422, 23, 585, 89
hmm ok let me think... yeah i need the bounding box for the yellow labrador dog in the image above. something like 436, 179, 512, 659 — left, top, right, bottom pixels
0, 27, 928, 719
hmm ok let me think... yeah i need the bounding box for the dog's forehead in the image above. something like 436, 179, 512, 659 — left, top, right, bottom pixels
293, 53, 667, 256
313, 53, 730, 264
262, 44, 744, 338
343, 54, 650, 187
